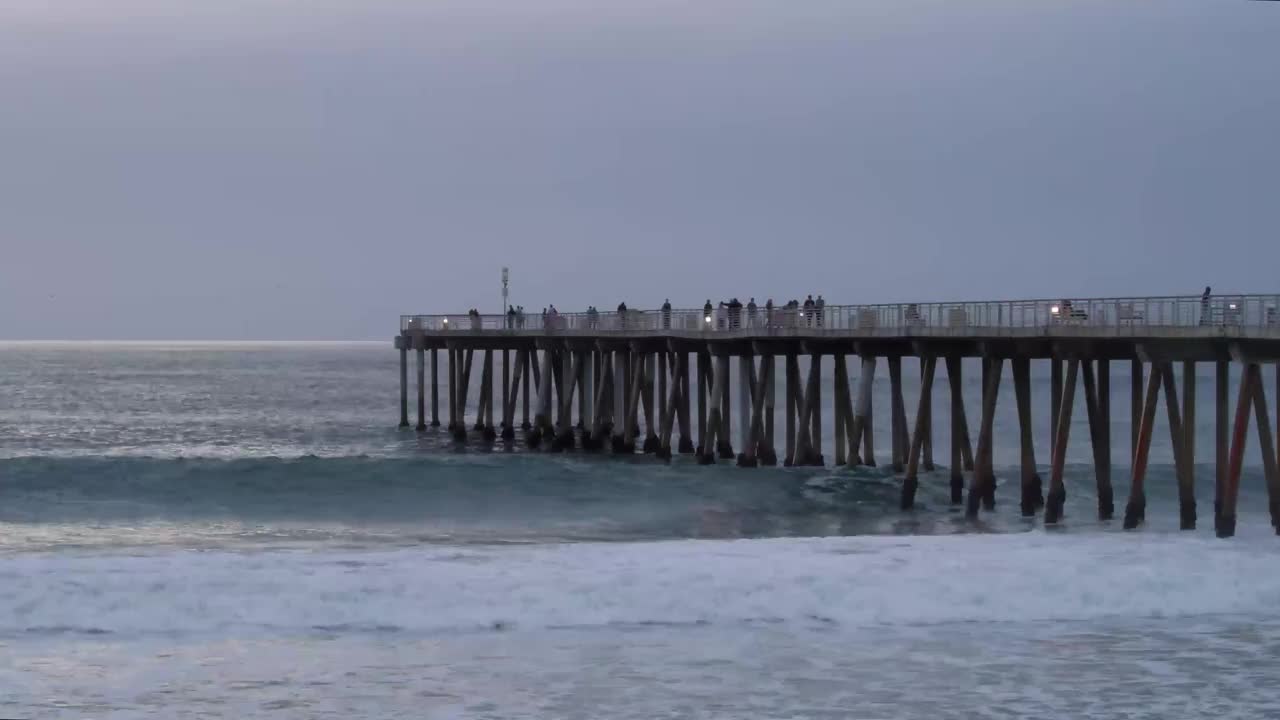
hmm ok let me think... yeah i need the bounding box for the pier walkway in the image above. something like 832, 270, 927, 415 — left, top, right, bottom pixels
395, 293, 1280, 538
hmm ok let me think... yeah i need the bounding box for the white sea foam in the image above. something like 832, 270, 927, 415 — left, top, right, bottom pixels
4, 532, 1278, 638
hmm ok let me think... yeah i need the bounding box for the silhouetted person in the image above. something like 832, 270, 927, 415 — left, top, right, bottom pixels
815, 295, 825, 328
507, 305, 516, 329
746, 297, 757, 327
617, 301, 628, 330
1200, 286, 1212, 325
662, 299, 672, 329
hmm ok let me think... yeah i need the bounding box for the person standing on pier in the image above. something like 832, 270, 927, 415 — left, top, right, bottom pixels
815, 295, 825, 328
765, 298, 774, 328
703, 299, 713, 328
662, 299, 672, 329
617, 301, 628, 330
803, 295, 815, 327
747, 298, 757, 328
1200, 286, 1212, 325
507, 305, 516, 329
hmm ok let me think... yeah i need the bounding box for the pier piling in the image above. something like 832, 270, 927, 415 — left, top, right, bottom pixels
398, 341, 410, 428
1045, 359, 1079, 524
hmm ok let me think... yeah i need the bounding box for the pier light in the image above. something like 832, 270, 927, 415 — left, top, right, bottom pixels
704, 315, 711, 323
1050, 305, 1060, 315
1229, 303, 1238, 310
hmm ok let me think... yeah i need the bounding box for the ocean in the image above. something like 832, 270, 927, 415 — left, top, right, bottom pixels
2, 342, 1279, 718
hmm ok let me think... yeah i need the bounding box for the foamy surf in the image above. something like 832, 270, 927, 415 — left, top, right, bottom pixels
4, 532, 1278, 639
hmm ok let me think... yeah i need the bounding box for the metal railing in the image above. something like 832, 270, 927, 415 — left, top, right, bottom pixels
401, 294, 1280, 337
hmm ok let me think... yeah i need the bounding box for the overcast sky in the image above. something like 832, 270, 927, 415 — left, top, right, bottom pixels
2, 0, 1277, 339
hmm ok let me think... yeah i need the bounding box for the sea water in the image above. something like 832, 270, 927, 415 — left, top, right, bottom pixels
1, 342, 1278, 718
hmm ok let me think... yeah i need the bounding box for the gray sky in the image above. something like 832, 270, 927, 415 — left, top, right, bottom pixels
2, 0, 1277, 340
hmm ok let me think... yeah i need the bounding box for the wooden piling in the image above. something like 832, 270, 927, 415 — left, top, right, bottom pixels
968, 356, 1003, 517
641, 352, 659, 452
446, 347, 457, 431
889, 356, 906, 472
1080, 361, 1110, 520
738, 354, 752, 454
521, 350, 531, 430
902, 355, 937, 509
1131, 358, 1143, 462
1012, 356, 1039, 517
1220, 364, 1254, 538
718, 351, 733, 459
702, 351, 726, 465
398, 345, 410, 428
1123, 365, 1161, 530
532, 348, 553, 444
474, 350, 488, 433
623, 350, 644, 453
811, 353, 823, 466
946, 356, 965, 503
794, 354, 821, 465
1045, 359, 1080, 524
834, 355, 848, 467
430, 348, 440, 427
1159, 363, 1192, 529
1050, 359, 1063, 460
502, 349, 510, 432
482, 349, 497, 439
921, 359, 934, 472
857, 355, 877, 468
834, 354, 860, 465
785, 354, 799, 465
1247, 365, 1280, 532
739, 355, 764, 467
590, 352, 612, 447
576, 350, 588, 433
697, 351, 709, 457
676, 351, 694, 454
762, 354, 777, 465
456, 349, 474, 441
418, 345, 429, 430
553, 349, 576, 449
1096, 359, 1111, 519
658, 352, 681, 461
1215, 360, 1228, 533
613, 349, 628, 450
1182, 360, 1196, 519
504, 349, 523, 440
659, 352, 668, 435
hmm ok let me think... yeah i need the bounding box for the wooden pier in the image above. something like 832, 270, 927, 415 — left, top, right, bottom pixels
396, 294, 1280, 537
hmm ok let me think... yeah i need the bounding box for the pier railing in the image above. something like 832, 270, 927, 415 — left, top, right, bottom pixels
401, 294, 1280, 337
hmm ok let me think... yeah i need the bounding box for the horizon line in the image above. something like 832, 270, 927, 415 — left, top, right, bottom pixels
0, 339, 389, 345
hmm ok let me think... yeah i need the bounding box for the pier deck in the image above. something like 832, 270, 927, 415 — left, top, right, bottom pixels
395, 293, 1280, 537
